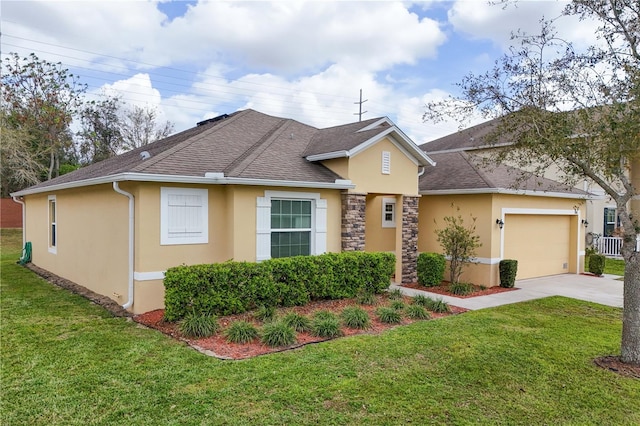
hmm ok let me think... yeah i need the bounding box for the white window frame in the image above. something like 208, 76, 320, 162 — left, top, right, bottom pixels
381, 151, 391, 175
256, 191, 327, 261
48, 195, 57, 254
382, 197, 396, 228
160, 187, 208, 245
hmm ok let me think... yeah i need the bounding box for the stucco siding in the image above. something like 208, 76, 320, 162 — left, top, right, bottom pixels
364, 194, 396, 252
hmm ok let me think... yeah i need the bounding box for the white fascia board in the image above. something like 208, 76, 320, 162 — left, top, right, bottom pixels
420, 188, 593, 199
349, 127, 436, 167
305, 150, 350, 162
11, 172, 355, 196
357, 117, 393, 132
423, 143, 514, 155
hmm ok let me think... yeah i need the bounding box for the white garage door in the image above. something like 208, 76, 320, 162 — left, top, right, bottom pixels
504, 214, 571, 280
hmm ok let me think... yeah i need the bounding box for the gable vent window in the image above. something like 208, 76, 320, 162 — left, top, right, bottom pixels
381, 151, 391, 175
161, 187, 208, 245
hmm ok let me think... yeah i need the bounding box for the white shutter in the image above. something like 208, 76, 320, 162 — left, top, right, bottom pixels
256, 197, 271, 261
161, 188, 208, 245
314, 198, 327, 254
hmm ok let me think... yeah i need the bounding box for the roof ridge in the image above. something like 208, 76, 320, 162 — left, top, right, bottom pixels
223, 118, 289, 176
460, 152, 497, 188
132, 110, 248, 173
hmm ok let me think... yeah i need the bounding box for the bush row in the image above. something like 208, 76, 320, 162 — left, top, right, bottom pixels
416, 252, 446, 286
163, 251, 395, 321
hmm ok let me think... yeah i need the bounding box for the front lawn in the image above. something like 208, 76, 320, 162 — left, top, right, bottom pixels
2, 229, 639, 425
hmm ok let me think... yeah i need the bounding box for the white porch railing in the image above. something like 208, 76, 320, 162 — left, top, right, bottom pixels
595, 236, 640, 257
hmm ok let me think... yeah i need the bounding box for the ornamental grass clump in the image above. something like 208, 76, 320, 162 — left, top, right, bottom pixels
223, 320, 259, 344
261, 321, 297, 347
356, 291, 377, 305
281, 312, 312, 332
376, 307, 402, 324
449, 282, 475, 296
424, 297, 451, 314
178, 312, 219, 338
405, 304, 431, 320
340, 306, 371, 330
411, 294, 430, 307
254, 305, 277, 323
390, 300, 406, 311
311, 311, 343, 338
387, 288, 403, 300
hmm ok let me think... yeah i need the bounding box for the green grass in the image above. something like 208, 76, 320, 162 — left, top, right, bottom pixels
586, 255, 626, 276
2, 229, 639, 425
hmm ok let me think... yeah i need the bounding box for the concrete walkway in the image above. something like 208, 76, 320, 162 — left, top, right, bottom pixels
391, 273, 624, 310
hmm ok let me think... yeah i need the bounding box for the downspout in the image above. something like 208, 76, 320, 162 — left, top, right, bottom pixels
418, 166, 426, 177
11, 196, 26, 248
112, 182, 134, 310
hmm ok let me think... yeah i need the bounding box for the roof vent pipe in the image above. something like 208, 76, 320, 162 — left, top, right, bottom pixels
112, 182, 134, 310
140, 151, 151, 160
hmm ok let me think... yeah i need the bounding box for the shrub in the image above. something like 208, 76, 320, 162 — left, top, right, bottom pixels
423, 297, 451, 313
435, 206, 482, 284
163, 251, 395, 321
223, 321, 259, 344
499, 259, 518, 288
405, 304, 431, 320
589, 254, 606, 276
449, 282, 474, 295
281, 312, 312, 332
357, 290, 377, 305
411, 294, 430, 307
376, 307, 402, 324
390, 300, 406, 310
254, 305, 277, 323
178, 311, 219, 338
261, 321, 297, 347
340, 307, 371, 329
387, 288, 403, 300
311, 311, 343, 338
417, 252, 446, 286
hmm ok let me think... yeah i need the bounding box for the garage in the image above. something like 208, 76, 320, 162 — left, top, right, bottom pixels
503, 214, 572, 279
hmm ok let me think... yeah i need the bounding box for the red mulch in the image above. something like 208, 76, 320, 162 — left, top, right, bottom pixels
133, 295, 467, 360
401, 282, 519, 298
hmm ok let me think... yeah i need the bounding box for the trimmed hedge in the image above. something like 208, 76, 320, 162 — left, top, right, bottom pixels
417, 252, 445, 286
588, 254, 606, 276
499, 259, 518, 288
163, 251, 395, 321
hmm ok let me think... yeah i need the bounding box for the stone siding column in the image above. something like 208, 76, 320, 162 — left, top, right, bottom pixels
341, 192, 366, 251
401, 195, 420, 283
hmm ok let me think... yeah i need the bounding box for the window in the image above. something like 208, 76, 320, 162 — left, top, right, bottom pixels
256, 191, 327, 261
48, 195, 57, 253
603, 207, 619, 237
160, 187, 208, 245
382, 197, 396, 228
270, 200, 312, 258
381, 151, 391, 174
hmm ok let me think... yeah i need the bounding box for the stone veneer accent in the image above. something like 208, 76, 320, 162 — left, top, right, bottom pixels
341, 192, 366, 251
401, 196, 420, 283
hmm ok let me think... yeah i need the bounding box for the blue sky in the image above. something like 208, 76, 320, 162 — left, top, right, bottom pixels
1, 1, 598, 144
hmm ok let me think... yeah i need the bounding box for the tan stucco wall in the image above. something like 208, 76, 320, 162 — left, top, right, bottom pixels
419, 193, 585, 286
322, 137, 420, 196
24, 185, 130, 305
364, 194, 396, 252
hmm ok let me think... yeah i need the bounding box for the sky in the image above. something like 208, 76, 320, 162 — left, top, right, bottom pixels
1, 0, 600, 145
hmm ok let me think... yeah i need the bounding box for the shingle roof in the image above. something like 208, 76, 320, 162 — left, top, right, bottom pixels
17, 110, 406, 194
419, 117, 507, 153
420, 151, 587, 196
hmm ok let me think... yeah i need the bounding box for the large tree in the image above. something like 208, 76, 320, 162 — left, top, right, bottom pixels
120, 105, 174, 151
77, 96, 124, 164
1, 53, 86, 181
425, 0, 640, 364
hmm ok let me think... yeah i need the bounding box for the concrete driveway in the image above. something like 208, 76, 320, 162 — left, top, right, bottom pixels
392, 273, 624, 310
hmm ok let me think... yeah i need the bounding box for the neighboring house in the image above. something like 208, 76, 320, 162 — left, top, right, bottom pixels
11, 109, 433, 314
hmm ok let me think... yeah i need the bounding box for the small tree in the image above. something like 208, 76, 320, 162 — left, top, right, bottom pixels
435, 207, 482, 284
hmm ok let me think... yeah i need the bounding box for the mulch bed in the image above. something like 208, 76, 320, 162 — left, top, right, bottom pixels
401, 282, 519, 298
594, 356, 640, 379
134, 296, 468, 360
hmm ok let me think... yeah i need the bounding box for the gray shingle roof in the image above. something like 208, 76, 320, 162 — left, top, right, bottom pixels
420, 117, 506, 153
17, 110, 402, 194
420, 151, 586, 196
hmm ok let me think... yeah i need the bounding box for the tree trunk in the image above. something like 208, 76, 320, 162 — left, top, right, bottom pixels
621, 251, 640, 364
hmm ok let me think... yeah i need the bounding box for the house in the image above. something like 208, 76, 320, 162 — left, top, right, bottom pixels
11, 109, 433, 314
11, 109, 596, 314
